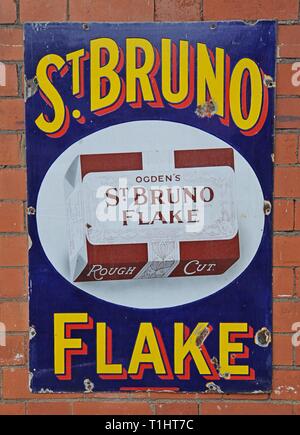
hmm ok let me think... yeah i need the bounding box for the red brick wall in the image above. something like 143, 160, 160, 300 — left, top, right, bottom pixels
0, 0, 299, 416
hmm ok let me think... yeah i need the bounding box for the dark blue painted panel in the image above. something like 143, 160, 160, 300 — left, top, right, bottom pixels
25, 21, 275, 393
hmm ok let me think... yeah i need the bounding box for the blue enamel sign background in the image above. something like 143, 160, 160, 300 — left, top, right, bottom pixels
25, 21, 275, 393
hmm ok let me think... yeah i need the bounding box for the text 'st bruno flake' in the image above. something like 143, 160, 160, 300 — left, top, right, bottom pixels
65, 148, 239, 282
25, 22, 275, 393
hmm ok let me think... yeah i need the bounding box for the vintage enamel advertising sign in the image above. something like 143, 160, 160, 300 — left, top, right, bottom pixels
25, 21, 275, 393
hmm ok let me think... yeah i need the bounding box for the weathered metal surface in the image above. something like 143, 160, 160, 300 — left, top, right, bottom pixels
25, 21, 275, 393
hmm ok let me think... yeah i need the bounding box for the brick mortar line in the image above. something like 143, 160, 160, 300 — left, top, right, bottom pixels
0, 235, 29, 239
0, 199, 25, 203
0, 400, 29, 404
0, 397, 274, 403
0, 394, 274, 402
0, 165, 26, 169
152, 0, 155, 21
0, 61, 23, 66
273, 265, 299, 268
0, 331, 28, 336
274, 163, 300, 166
0, 21, 300, 30
0, 60, 23, 64
273, 230, 297, 234
0, 24, 23, 28
0, 265, 27, 269
0, 22, 20, 27
0, 297, 28, 302
273, 296, 300, 302
3, 362, 28, 369
277, 20, 300, 25
15, 0, 20, 25
0, 130, 25, 134
293, 264, 297, 298
2, 397, 300, 405
293, 197, 296, 232
77, 399, 296, 405
198, 402, 201, 415
150, 402, 156, 414
199, 0, 203, 21
66, 0, 70, 21
277, 94, 300, 97
273, 364, 300, 369
277, 59, 300, 63
0, 364, 28, 370
0, 234, 27, 237
274, 197, 300, 200
276, 95, 300, 99
273, 296, 300, 301
0, 96, 24, 100
274, 230, 300, 235
1, 393, 300, 404
23, 200, 28, 232
276, 128, 300, 132
17, 63, 23, 98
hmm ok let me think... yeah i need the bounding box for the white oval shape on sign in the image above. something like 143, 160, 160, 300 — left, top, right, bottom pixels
36, 121, 265, 309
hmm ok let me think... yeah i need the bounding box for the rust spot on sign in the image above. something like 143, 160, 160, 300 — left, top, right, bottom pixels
25, 76, 39, 101
263, 74, 275, 88
195, 100, 216, 118
29, 325, 37, 340
195, 326, 210, 348
263, 200, 272, 216
205, 381, 223, 393
211, 356, 231, 380
255, 327, 271, 347
84, 378, 94, 392
27, 206, 36, 215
